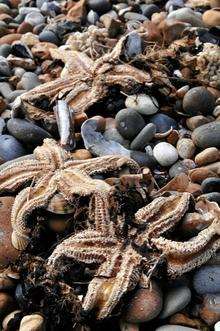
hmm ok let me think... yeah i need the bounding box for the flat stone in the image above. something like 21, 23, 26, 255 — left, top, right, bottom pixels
130, 123, 156, 150
193, 265, 220, 294
192, 122, 220, 149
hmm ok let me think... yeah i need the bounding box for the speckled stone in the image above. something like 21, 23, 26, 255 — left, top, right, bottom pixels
115, 108, 145, 140
193, 265, 220, 294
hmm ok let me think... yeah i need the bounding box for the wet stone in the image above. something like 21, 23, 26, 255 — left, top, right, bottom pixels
39, 30, 59, 45
115, 108, 145, 140
0, 135, 26, 161
130, 123, 156, 150
201, 177, 220, 193
192, 122, 220, 149
150, 113, 177, 133
183, 87, 216, 116
87, 0, 112, 14
7, 118, 52, 147
193, 265, 220, 294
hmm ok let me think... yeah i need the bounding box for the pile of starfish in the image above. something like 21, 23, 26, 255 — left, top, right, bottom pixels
0, 139, 219, 321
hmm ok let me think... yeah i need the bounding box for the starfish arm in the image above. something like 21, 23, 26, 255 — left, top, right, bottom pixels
83, 247, 141, 319
151, 217, 220, 256
135, 193, 190, 240
11, 173, 57, 250
0, 156, 48, 192
47, 230, 117, 267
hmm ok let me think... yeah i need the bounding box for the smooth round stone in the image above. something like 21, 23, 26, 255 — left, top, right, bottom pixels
87, 9, 99, 24
201, 177, 220, 193
141, 4, 160, 18
177, 138, 195, 159
183, 87, 215, 116
0, 197, 20, 266
124, 32, 142, 59
203, 8, 220, 27
19, 314, 46, 331
193, 265, 220, 294
156, 326, 199, 331
24, 11, 45, 26
0, 135, 26, 161
150, 113, 177, 133
125, 94, 158, 115
167, 7, 204, 27
192, 122, 220, 148
159, 286, 191, 319
130, 123, 156, 150
87, 0, 111, 14
201, 192, 220, 204
7, 118, 51, 146
169, 159, 195, 177
0, 55, 11, 76
123, 281, 162, 323
195, 147, 219, 166
39, 30, 59, 45
0, 82, 12, 98
153, 142, 178, 166
19, 72, 40, 90
186, 115, 211, 131
0, 43, 11, 57
115, 108, 145, 140
215, 322, 220, 331
130, 150, 156, 168
124, 12, 148, 22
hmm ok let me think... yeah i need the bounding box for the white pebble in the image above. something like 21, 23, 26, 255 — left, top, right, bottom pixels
153, 142, 178, 166
125, 94, 158, 115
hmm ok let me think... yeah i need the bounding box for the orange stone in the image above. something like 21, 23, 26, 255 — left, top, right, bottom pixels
0, 33, 21, 45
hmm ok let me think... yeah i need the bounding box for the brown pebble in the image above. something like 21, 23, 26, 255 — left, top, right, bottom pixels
71, 149, 92, 160
186, 115, 211, 131
177, 138, 195, 159
31, 42, 57, 60
0, 13, 12, 23
9, 0, 20, 8
2, 310, 22, 329
210, 0, 220, 6
20, 32, 39, 46
199, 294, 220, 325
0, 96, 6, 113
176, 85, 190, 98
202, 8, 220, 27
123, 281, 162, 323
185, 182, 201, 196
158, 19, 189, 44
0, 197, 20, 267
0, 33, 21, 45
167, 130, 179, 145
17, 22, 33, 34
19, 314, 46, 331
0, 292, 15, 319
195, 147, 220, 166
188, 168, 218, 184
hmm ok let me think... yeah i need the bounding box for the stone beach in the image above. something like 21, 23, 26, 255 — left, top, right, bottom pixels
0, 0, 219, 330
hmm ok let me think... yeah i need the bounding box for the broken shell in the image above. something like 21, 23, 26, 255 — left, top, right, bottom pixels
195, 147, 220, 166
47, 193, 75, 214
153, 142, 178, 166
19, 314, 46, 331
2, 310, 22, 330
177, 138, 195, 159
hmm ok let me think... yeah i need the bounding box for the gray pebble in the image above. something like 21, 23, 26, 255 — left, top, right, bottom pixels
0, 44, 11, 58
115, 108, 145, 140
39, 30, 59, 45
130, 150, 156, 168
104, 128, 129, 148
192, 122, 220, 149
19, 7, 41, 15
0, 135, 26, 161
124, 12, 148, 22
159, 286, 191, 319
7, 118, 52, 146
0, 56, 11, 76
167, 7, 204, 26
124, 32, 142, 59
87, 0, 112, 14
193, 265, 220, 294
7, 90, 26, 103
141, 4, 160, 18
200, 192, 220, 204
0, 118, 5, 134
13, 67, 26, 78
19, 72, 40, 91
130, 123, 156, 150
125, 94, 158, 115
0, 82, 12, 99
150, 113, 177, 133
153, 142, 178, 167
201, 177, 220, 193
156, 326, 199, 331
24, 11, 45, 26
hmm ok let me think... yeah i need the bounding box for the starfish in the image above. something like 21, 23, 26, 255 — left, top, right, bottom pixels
0, 139, 139, 251
47, 192, 220, 320
13, 34, 151, 125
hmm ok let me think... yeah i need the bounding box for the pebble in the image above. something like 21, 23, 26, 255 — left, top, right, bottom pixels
115, 108, 145, 140
195, 147, 219, 166
17, 21, 33, 34
0, 82, 12, 98
19, 71, 40, 90
87, 0, 111, 14
130, 123, 156, 150
24, 11, 45, 26
124, 32, 142, 59
215, 322, 220, 331
0, 292, 15, 319
199, 294, 220, 325
186, 115, 211, 131
39, 30, 59, 45
87, 9, 99, 24
123, 281, 162, 323
0, 33, 21, 45
153, 142, 178, 166
19, 314, 46, 331
141, 4, 160, 18
159, 286, 191, 319
193, 265, 220, 294
124, 12, 148, 21
167, 7, 204, 27
177, 138, 195, 159
2, 310, 22, 330
0, 43, 11, 57
188, 167, 218, 184
0, 55, 11, 76
156, 326, 199, 331
183, 87, 215, 116
7, 90, 26, 103
202, 8, 220, 27
192, 122, 220, 148
130, 150, 156, 168
169, 159, 195, 177
7, 118, 51, 147
0, 135, 26, 161
150, 113, 177, 133
201, 192, 220, 204
201, 177, 220, 193
125, 94, 158, 115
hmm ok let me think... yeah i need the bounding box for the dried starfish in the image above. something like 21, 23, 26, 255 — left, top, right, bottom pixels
0, 139, 139, 250
47, 192, 220, 319
13, 34, 151, 125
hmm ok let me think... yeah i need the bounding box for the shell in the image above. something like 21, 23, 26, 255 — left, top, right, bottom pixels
46, 193, 75, 214
19, 314, 46, 331
11, 231, 30, 251
2, 310, 22, 330
177, 138, 195, 159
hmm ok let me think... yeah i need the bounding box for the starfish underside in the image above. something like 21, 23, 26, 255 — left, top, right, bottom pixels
47, 192, 220, 319
0, 139, 139, 250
